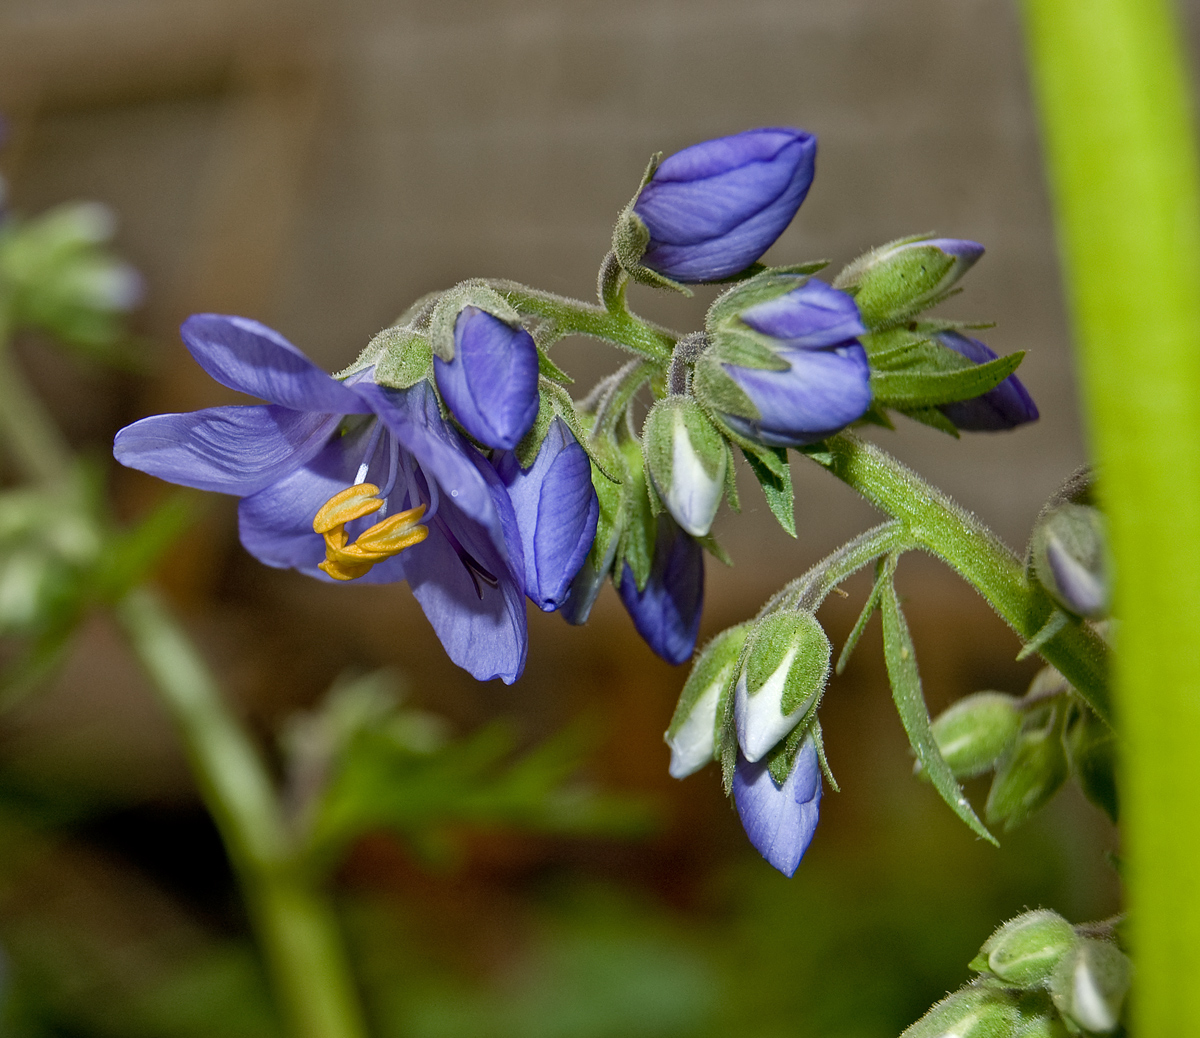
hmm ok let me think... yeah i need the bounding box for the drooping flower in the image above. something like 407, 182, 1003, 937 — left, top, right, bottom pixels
114, 314, 528, 683
934, 330, 1039, 431
492, 417, 599, 612
733, 733, 822, 877
628, 127, 817, 283
433, 305, 540, 449
617, 515, 704, 666
701, 279, 872, 447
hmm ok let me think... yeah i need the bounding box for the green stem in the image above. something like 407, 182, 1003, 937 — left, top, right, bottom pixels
1021, 1, 1200, 1031
820, 433, 1111, 723
115, 588, 367, 1038
0, 310, 74, 485
490, 280, 678, 360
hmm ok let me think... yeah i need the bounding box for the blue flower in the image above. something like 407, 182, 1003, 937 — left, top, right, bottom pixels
493, 417, 599, 612
434, 305, 540, 449
733, 734, 822, 877
617, 516, 704, 665
113, 314, 528, 684
717, 280, 872, 446
632, 128, 817, 283
934, 330, 1039, 431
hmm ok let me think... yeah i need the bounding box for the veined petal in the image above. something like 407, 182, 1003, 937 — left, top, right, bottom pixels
617, 518, 704, 665
733, 737, 822, 877
181, 314, 371, 413
114, 405, 339, 495
739, 279, 866, 349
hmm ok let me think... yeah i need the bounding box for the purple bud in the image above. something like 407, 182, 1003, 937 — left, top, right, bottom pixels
617, 517, 704, 665
434, 306, 540, 449
733, 735, 822, 877
493, 418, 599, 612
632, 128, 817, 283
935, 330, 1039, 431
739, 278, 867, 350
721, 343, 872, 447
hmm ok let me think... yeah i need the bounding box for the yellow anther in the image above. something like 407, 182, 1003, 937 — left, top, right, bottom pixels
313, 483, 383, 534
314, 489, 428, 581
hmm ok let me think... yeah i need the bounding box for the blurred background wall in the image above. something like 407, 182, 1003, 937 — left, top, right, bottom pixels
0, 1, 1139, 1035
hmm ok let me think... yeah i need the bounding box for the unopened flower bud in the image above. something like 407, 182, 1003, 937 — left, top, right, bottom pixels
835, 236, 984, 326
929, 692, 1023, 780
616, 127, 817, 284
734, 611, 831, 762
986, 716, 1069, 831
1049, 940, 1131, 1034
1031, 503, 1110, 619
935, 331, 1039, 432
643, 396, 727, 537
974, 910, 1078, 988
900, 983, 1020, 1038
733, 732, 822, 877
1012, 992, 1070, 1038
665, 623, 750, 778
433, 305, 540, 450
1064, 706, 1118, 823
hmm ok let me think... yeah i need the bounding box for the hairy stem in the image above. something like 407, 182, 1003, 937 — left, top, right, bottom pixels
116, 588, 367, 1038
820, 433, 1111, 722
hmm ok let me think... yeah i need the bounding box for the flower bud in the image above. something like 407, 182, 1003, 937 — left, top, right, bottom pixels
733, 733, 822, 877
934, 331, 1039, 432
929, 692, 1023, 780
986, 714, 1069, 831
734, 611, 831, 762
1012, 992, 1071, 1038
616, 127, 817, 284
665, 623, 750, 778
493, 418, 599, 612
1064, 705, 1118, 823
617, 515, 704, 665
642, 396, 728, 537
1049, 940, 1130, 1034
433, 305, 539, 449
835, 236, 984, 326
1031, 503, 1110, 619
975, 910, 1078, 988
735, 276, 867, 349
900, 983, 1020, 1038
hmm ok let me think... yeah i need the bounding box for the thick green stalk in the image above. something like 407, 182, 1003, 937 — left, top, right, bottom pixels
116, 588, 367, 1038
1021, 1, 1200, 1031
821, 434, 1110, 722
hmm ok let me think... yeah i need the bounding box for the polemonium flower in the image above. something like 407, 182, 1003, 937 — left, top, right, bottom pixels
617, 516, 704, 665
434, 305, 540, 449
934, 330, 1038, 431
114, 314, 528, 683
492, 417, 599, 612
733, 734, 822, 877
631, 127, 817, 282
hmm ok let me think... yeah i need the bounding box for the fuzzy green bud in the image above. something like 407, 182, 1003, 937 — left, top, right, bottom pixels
973, 910, 1078, 988
1049, 940, 1131, 1034
665, 623, 750, 778
900, 983, 1020, 1038
986, 714, 1069, 831
930, 692, 1023, 780
1030, 503, 1110, 619
733, 611, 831, 763
1064, 706, 1118, 823
643, 396, 728, 537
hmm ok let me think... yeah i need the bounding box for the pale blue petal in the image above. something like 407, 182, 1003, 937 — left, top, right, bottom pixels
733, 737, 822, 877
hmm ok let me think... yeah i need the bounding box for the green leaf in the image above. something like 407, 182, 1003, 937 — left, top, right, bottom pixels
878, 559, 997, 845
871, 352, 1025, 407
740, 446, 795, 536
835, 563, 888, 674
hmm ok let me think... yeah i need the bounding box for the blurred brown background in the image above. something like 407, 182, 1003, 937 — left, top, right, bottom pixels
0, 1, 1132, 1034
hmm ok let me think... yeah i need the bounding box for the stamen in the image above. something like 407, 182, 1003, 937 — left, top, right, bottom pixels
377, 436, 401, 515
314, 485, 428, 581
354, 420, 386, 485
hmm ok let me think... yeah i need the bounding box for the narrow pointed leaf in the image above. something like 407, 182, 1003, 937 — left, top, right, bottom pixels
741, 446, 795, 536
872, 352, 1025, 407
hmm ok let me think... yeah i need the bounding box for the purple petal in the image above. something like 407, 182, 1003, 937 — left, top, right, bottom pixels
181, 314, 371, 414
934, 331, 1039, 431
722, 343, 872, 447
433, 308, 540, 449
495, 419, 599, 611
740, 279, 866, 349
617, 518, 704, 665
114, 405, 339, 495
733, 737, 822, 877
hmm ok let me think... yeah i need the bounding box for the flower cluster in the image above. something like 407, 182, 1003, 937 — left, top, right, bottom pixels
114, 125, 1042, 879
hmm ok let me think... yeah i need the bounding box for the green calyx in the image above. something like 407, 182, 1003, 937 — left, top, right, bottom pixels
973, 909, 1079, 989
427, 281, 524, 362
928, 691, 1023, 780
